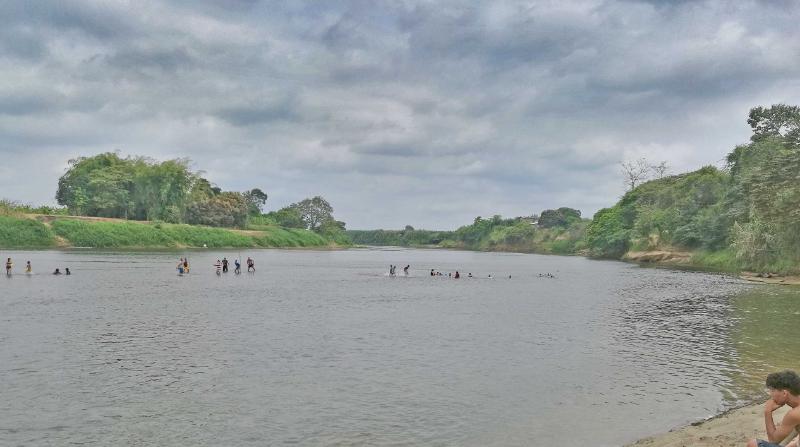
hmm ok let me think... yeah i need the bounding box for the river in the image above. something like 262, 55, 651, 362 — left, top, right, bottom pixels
1, 248, 798, 446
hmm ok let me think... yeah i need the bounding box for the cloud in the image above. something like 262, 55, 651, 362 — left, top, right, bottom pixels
1, 0, 800, 229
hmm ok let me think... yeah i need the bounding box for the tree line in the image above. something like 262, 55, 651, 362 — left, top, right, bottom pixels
586, 103, 800, 273
54, 152, 347, 240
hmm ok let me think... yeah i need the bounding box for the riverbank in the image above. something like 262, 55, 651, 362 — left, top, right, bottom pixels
626, 402, 790, 446
0, 214, 342, 249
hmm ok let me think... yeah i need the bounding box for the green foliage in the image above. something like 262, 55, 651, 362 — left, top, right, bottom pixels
185, 192, 249, 228
288, 196, 334, 231
586, 207, 629, 258
349, 212, 586, 255
347, 229, 451, 246
582, 103, 800, 273
48, 218, 339, 248
587, 166, 731, 256
747, 104, 800, 145
0, 216, 56, 248
243, 188, 268, 215
0, 199, 69, 216
265, 207, 305, 229
56, 153, 199, 221
246, 214, 279, 230
538, 207, 581, 228
317, 219, 351, 245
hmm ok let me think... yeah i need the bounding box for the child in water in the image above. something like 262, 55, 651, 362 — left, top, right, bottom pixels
25, 261, 32, 274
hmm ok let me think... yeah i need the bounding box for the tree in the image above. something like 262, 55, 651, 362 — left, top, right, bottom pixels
538, 207, 581, 228
243, 188, 268, 215
290, 196, 334, 232
621, 158, 651, 191
185, 192, 249, 228
56, 152, 199, 222
267, 207, 305, 228
747, 104, 800, 145
650, 161, 669, 179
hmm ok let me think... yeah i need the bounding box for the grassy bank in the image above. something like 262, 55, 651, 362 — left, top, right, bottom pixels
0, 214, 338, 249
0, 215, 56, 248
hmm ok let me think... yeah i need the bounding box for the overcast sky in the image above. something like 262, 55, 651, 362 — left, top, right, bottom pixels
1, 1, 799, 229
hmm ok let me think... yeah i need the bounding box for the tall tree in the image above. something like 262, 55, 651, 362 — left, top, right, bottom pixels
290, 196, 334, 232
243, 188, 269, 215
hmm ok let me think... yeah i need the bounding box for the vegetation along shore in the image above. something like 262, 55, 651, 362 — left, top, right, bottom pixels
349, 104, 800, 279
1, 152, 350, 249
3, 104, 800, 280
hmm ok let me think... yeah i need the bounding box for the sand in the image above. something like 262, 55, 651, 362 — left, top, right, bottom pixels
626, 403, 796, 446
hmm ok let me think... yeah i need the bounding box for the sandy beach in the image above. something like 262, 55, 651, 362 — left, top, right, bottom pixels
627, 403, 793, 447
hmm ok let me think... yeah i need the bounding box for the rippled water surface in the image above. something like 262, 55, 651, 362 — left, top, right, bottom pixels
1, 248, 798, 446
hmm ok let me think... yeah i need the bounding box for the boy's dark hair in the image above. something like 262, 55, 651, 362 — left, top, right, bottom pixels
766, 370, 800, 395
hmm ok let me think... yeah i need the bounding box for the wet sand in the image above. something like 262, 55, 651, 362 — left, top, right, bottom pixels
626, 403, 794, 446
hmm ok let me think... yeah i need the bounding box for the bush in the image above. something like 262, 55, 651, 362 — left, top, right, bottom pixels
185, 192, 249, 228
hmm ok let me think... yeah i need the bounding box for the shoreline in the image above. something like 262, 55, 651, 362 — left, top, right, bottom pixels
625, 402, 789, 446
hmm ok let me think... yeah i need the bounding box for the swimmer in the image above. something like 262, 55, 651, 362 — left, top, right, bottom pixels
65, 268, 71, 275
454, 271, 460, 279
430, 269, 435, 277
403, 265, 409, 275
53, 268, 62, 275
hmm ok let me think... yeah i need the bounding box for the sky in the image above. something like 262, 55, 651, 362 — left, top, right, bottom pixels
1, 0, 800, 230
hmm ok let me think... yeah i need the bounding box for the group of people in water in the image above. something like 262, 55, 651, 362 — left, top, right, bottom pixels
179, 256, 255, 276
5, 258, 71, 276
388, 265, 410, 276
387, 264, 514, 279
428, 269, 507, 279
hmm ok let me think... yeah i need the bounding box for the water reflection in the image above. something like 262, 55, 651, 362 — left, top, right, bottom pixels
729, 286, 800, 403
1, 249, 796, 446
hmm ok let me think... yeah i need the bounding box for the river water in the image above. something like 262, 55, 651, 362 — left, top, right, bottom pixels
1, 248, 798, 446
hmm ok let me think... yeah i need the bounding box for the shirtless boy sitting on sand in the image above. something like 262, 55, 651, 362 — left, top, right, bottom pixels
747, 370, 800, 447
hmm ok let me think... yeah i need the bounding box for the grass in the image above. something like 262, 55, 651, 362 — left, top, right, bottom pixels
689, 249, 741, 273
0, 215, 56, 248
690, 248, 800, 275
47, 218, 334, 249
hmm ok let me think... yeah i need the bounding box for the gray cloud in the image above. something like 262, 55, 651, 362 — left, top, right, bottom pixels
1, 0, 800, 229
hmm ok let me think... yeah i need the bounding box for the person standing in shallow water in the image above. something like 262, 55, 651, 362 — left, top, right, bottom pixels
25, 261, 32, 274
222, 257, 229, 273
247, 257, 255, 273
5, 258, 12, 275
